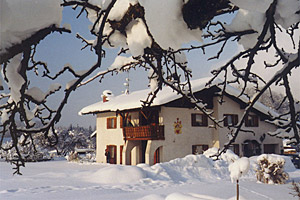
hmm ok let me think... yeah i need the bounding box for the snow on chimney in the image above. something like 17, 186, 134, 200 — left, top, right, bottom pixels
101, 90, 113, 102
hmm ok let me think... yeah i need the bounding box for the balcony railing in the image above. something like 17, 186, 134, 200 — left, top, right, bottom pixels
123, 124, 164, 140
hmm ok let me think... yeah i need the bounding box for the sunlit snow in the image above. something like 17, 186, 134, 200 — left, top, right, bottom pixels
0, 153, 298, 200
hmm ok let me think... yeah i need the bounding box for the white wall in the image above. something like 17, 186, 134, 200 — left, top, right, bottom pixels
213, 96, 282, 155
96, 112, 124, 163
148, 96, 282, 163
157, 106, 214, 162
95, 95, 282, 165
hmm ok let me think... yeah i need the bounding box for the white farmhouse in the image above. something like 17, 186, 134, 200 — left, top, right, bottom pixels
79, 77, 282, 165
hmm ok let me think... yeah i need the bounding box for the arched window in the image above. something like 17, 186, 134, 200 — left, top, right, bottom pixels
154, 146, 162, 164
243, 140, 261, 157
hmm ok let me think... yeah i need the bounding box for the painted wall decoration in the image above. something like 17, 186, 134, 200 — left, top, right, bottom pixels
174, 118, 182, 134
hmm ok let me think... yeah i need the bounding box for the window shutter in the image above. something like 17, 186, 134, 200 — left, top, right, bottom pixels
107, 118, 110, 129
224, 115, 228, 126
234, 115, 238, 125
203, 115, 208, 126
245, 114, 249, 127
191, 114, 196, 126
113, 117, 117, 128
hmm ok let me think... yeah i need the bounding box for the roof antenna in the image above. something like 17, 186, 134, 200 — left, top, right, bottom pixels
123, 71, 130, 94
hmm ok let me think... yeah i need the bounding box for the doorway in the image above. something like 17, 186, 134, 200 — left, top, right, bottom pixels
154, 146, 162, 164
141, 141, 147, 163
107, 145, 117, 164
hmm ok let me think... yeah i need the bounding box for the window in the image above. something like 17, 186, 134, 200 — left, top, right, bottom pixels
245, 114, 259, 127
192, 145, 209, 154
191, 113, 208, 127
243, 140, 261, 157
139, 110, 159, 126
224, 114, 238, 126
154, 146, 162, 164
106, 145, 117, 164
107, 117, 117, 129
264, 144, 277, 154
120, 115, 132, 128
228, 144, 240, 156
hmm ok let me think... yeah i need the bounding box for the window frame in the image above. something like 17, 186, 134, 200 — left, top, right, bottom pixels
107, 117, 117, 129
245, 114, 259, 127
192, 144, 209, 154
223, 114, 238, 127
191, 113, 208, 127
120, 145, 123, 164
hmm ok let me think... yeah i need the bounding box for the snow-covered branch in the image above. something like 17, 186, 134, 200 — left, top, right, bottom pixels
0, 25, 71, 65
1, 0, 299, 173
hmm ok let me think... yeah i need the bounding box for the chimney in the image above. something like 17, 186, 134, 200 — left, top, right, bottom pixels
103, 95, 108, 102
102, 90, 113, 103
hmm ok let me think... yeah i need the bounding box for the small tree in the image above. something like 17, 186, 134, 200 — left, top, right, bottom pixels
0, 133, 51, 165
255, 154, 289, 184
54, 127, 95, 156
228, 157, 250, 200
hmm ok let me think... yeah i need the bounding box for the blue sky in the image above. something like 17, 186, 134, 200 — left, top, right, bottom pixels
1, 4, 296, 129
25, 7, 237, 128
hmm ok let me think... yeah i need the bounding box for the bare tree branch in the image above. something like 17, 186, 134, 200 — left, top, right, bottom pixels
0, 25, 71, 65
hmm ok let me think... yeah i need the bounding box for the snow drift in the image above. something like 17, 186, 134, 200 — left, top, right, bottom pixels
85, 164, 147, 184
138, 154, 230, 183
82, 152, 296, 186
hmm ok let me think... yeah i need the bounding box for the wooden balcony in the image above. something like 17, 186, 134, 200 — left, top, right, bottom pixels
123, 124, 165, 140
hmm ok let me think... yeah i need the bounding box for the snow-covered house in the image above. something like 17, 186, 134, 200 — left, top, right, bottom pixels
79, 77, 282, 165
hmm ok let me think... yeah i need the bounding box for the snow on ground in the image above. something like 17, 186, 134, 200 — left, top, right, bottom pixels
0, 155, 299, 200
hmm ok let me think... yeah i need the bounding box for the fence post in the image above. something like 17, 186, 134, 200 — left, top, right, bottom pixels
236, 179, 239, 200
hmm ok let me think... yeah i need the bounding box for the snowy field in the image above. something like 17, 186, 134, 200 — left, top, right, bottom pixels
1, 154, 299, 200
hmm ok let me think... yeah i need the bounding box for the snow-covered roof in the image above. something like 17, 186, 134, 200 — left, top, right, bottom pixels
79, 77, 210, 115
79, 77, 276, 117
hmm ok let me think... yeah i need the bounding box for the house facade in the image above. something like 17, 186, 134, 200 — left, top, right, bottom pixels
79, 78, 283, 165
